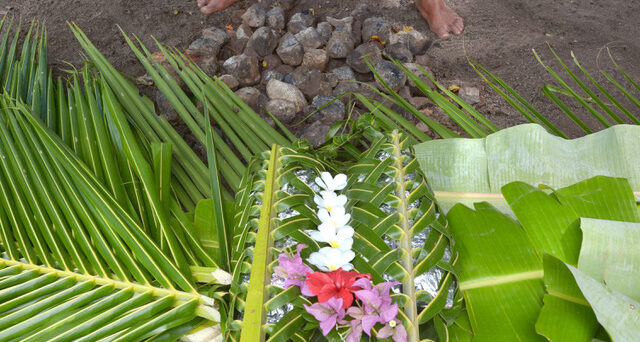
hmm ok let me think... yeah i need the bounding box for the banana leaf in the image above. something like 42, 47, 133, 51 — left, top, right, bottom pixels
446, 176, 639, 341
414, 124, 640, 212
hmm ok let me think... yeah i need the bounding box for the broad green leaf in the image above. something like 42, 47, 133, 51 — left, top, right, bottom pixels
502, 181, 581, 264
567, 265, 640, 341
579, 218, 640, 300
535, 256, 597, 342
415, 124, 640, 212
447, 201, 544, 342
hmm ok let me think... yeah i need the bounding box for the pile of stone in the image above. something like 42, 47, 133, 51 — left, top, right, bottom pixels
183, 3, 443, 146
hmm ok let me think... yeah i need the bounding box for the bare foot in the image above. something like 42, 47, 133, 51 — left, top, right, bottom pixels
197, 0, 240, 14
416, 0, 464, 40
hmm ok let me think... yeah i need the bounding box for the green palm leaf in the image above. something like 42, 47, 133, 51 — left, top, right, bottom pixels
228, 144, 327, 341
345, 129, 457, 340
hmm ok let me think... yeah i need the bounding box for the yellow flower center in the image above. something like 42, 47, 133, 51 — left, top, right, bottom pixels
326, 204, 333, 211
328, 264, 338, 271
329, 240, 340, 248
389, 320, 397, 328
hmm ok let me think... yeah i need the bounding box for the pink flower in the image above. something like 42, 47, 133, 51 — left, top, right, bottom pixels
353, 280, 401, 335
273, 244, 313, 294
303, 297, 346, 336
377, 319, 407, 342
341, 307, 364, 342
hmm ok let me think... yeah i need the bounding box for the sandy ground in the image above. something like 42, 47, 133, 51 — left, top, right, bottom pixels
3, 0, 640, 137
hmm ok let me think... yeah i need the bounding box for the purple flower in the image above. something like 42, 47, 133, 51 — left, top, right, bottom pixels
354, 281, 401, 335
377, 319, 407, 342
341, 307, 364, 342
304, 297, 346, 335
273, 244, 312, 293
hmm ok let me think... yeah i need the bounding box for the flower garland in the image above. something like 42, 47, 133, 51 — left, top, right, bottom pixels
274, 172, 407, 341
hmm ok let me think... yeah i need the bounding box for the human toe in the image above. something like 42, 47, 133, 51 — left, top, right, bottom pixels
435, 27, 451, 40
452, 17, 464, 35
201, 1, 223, 14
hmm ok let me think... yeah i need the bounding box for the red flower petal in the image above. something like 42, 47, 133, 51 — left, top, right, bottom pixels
305, 269, 373, 308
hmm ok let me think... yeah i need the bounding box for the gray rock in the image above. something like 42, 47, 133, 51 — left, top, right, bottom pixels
405, 63, 434, 95
326, 31, 354, 58
362, 17, 392, 43
300, 120, 331, 147
218, 74, 239, 90
274, 64, 295, 76
316, 22, 333, 45
294, 27, 322, 49
332, 80, 360, 99
266, 6, 286, 30
331, 66, 356, 81
351, 3, 372, 21
223, 55, 261, 86
384, 42, 413, 63
156, 91, 180, 122
245, 27, 279, 57
288, 66, 332, 100
236, 24, 253, 40
409, 97, 431, 109
187, 37, 222, 57
276, 33, 304, 66
389, 30, 431, 55
223, 31, 249, 57
261, 69, 284, 86
303, 49, 328, 70
459, 86, 480, 105
287, 10, 315, 34
279, 0, 298, 10
235, 87, 266, 110
347, 42, 383, 73
202, 27, 230, 47
266, 79, 308, 112
263, 54, 282, 70
310, 95, 346, 125
326, 16, 353, 32
374, 60, 407, 92
197, 56, 218, 77
352, 19, 362, 45
325, 72, 339, 88
241, 3, 266, 28
265, 99, 297, 123
398, 86, 412, 100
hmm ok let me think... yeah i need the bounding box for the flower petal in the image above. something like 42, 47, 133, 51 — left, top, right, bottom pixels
377, 322, 393, 338
380, 303, 399, 323
307, 251, 329, 271
333, 173, 348, 190
361, 314, 380, 335
336, 227, 355, 240
341, 262, 354, 271
393, 320, 407, 342
320, 172, 334, 190
317, 209, 331, 223
352, 278, 372, 290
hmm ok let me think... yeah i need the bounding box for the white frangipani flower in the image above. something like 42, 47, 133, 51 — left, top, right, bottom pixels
309, 225, 354, 250
307, 247, 355, 271
317, 207, 351, 229
315, 172, 348, 192
314, 191, 347, 213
